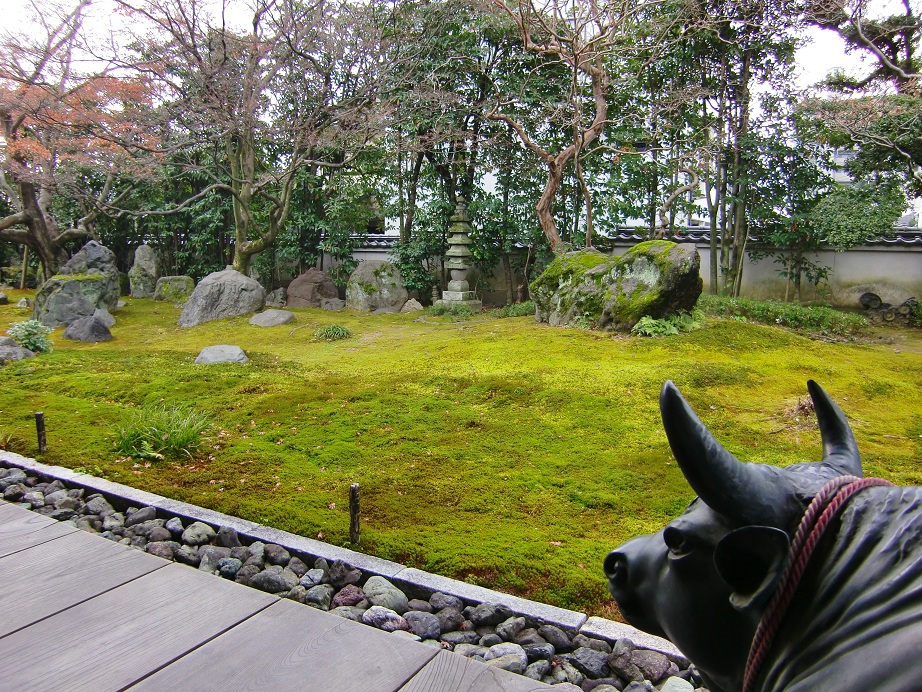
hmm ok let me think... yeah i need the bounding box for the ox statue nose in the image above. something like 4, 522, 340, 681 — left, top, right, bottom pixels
604, 551, 629, 590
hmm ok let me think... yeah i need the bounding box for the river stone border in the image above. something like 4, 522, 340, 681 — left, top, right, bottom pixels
0, 451, 702, 690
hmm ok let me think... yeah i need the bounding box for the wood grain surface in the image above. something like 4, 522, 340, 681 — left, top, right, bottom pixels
400, 650, 552, 692
0, 502, 78, 557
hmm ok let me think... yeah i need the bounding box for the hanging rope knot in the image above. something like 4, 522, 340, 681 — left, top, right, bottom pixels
742, 475, 895, 692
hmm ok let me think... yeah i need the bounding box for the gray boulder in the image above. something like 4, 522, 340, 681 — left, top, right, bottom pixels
194, 345, 249, 364
0, 345, 36, 364
531, 241, 701, 332
93, 308, 116, 327
321, 298, 346, 311
265, 287, 287, 308
0, 292, 7, 305
128, 245, 159, 298
154, 276, 194, 304
178, 269, 265, 327
345, 261, 408, 313
32, 241, 120, 327
286, 269, 338, 308
62, 316, 112, 342
400, 298, 424, 313
16, 298, 31, 308
249, 309, 295, 327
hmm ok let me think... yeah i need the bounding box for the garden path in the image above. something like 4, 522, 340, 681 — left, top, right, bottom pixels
0, 500, 550, 691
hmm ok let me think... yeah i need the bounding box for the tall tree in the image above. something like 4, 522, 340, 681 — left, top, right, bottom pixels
0, 0, 151, 279
116, 0, 386, 274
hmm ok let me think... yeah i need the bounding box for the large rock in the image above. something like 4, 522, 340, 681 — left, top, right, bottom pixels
32, 241, 120, 327
128, 245, 159, 298
178, 269, 266, 327
194, 345, 249, 364
286, 269, 338, 308
62, 316, 113, 342
531, 242, 701, 332
345, 261, 408, 313
0, 345, 36, 364
154, 276, 194, 304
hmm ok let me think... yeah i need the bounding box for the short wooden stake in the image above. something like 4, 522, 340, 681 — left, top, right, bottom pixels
35, 412, 47, 453
349, 483, 361, 545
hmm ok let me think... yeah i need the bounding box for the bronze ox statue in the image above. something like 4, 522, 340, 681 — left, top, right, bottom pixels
605, 381, 922, 692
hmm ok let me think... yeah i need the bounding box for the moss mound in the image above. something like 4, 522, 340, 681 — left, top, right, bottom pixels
531, 242, 702, 331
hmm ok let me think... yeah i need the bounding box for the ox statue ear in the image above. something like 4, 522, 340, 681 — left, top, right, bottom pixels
713, 526, 790, 612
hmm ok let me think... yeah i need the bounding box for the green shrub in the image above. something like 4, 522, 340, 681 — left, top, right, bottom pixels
698, 295, 867, 335
114, 404, 212, 460
493, 301, 535, 318
631, 309, 704, 337
426, 303, 474, 320
313, 324, 352, 341
7, 319, 54, 353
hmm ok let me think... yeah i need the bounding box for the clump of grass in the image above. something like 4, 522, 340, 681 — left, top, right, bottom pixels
426, 303, 474, 320
698, 295, 867, 335
313, 324, 352, 341
490, 301, 535, 318
114, 404, 212, 460
7, 319, 53, 353
631, 309, 704, 337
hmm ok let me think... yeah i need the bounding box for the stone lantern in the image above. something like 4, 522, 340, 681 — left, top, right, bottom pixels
439, 200, 482, 311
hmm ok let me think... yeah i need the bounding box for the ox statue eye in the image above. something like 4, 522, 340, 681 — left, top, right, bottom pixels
664, 526, 689, 556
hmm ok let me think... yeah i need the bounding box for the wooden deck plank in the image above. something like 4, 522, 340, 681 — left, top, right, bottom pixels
127, 597, 440, 692
0, 562, 276, 692
0, 502, 79, 557
0, 529, 167, 637
399, 650, 552, 692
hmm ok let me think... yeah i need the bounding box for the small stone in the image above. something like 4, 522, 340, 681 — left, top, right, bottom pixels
216, 526, 242, 548
147, 527, 172, 542
217, 557, 243, 579
3, 484, 26, 501
22, 491, 44, 507
468, 602, 513, 626
484, 653, 526, 675
453, 644, 489, 658
305, 584, 336, 610
287, 556, 309, 577
327, 559, 361, 588
405, 611, 441, 640
440, 630, 480, 645
583, 678, 624, 691
174, 545, 201, 567
285, 586, 307, 603
102, 513, 125, 531
538, 624, 573, 653
199, 546, 232, 573
407, 599, 432, 613
514, 628, 547, 647
50, 508, 77, 521
130, 519, 167, 538
556, 659, 585, 686
480, 633, 503, 648
74, 517, 100, 532
300, 569, 325, 587
146, 541, 177, 560
496, 616, 527, 642
435, 607, 464, 633
181, 521, 216, 546
484, 642, 528, 669
362, 605, 409, 632
165, 517, 184, 536
124, 506, 157, 527
231, 546, 249, 562
631, 649, 673, 683
329, 606, 366, 622
235, 563, 262, 586
523, 643, 555, 662
331, 584, 366, 607
313, 557, 329, 572
622, 683, 654, 692
430, 592, 463, 611
263, 543, 290, 566
524, 660, 551, 680
249, 567, 298, 594
658, 678, 695, 692
567, 647, 611, 679
363, 575, 409, 614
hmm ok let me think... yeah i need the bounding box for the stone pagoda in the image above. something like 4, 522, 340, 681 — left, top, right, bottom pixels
438, 200, 482, 311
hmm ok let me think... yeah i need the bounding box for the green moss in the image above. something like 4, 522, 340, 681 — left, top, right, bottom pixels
49, 272, 106, 282
0, 293, 920, 614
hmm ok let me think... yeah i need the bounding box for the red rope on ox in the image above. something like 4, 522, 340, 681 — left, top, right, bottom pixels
742, 475, 894, 692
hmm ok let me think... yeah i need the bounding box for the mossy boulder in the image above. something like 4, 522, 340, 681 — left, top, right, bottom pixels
345, 261, 408, 313
32, 240, 120, 327
154, 276, 195, 304
531, 241, 702, 331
